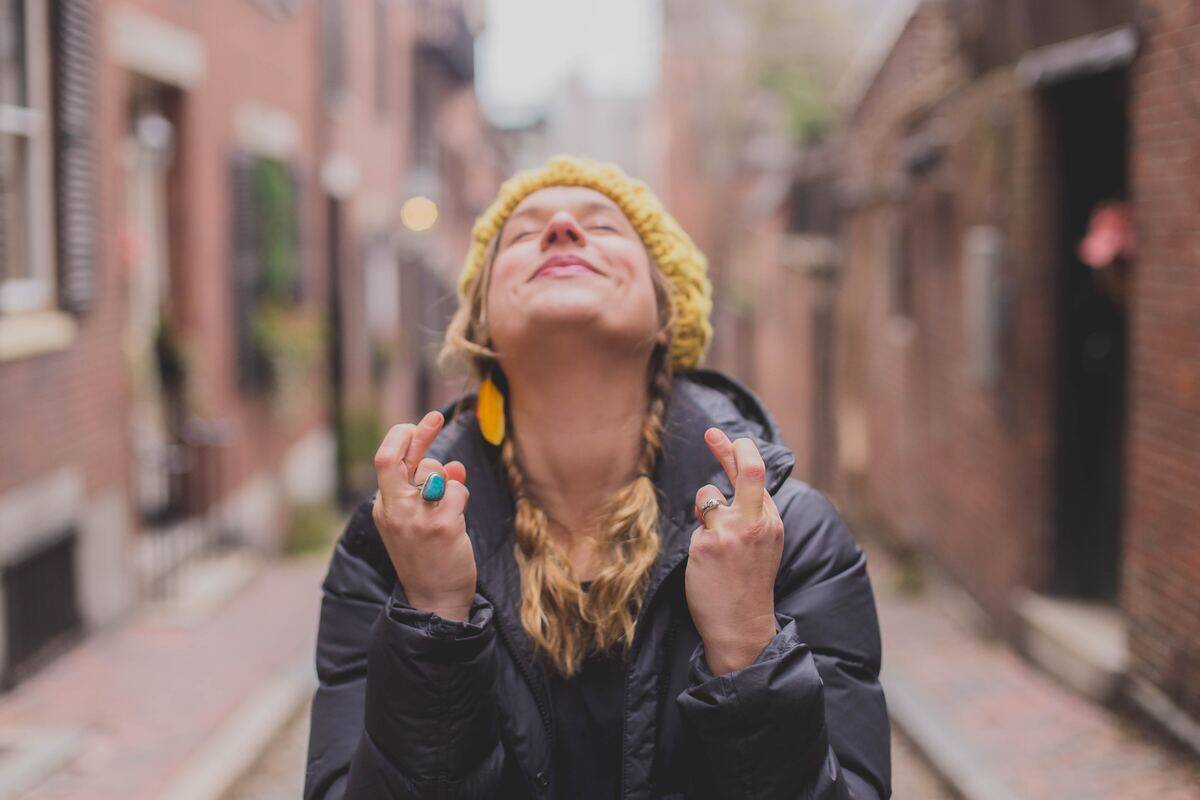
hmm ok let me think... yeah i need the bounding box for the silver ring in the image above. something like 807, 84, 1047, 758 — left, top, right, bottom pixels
415, 473, 446, 503
698, 497, 724, 528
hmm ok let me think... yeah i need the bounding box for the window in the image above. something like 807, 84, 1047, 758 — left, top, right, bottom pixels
230, 152, 306, 393
0, 0, 56, 314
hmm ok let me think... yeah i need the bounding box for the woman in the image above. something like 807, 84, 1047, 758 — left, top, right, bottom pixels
304, 156, 891, 799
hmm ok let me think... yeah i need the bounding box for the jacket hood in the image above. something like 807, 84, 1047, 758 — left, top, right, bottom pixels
425, 366, 797, 569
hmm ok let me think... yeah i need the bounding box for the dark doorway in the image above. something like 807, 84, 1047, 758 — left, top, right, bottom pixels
124, 78, 190, 526
1048, 69, 1130, 601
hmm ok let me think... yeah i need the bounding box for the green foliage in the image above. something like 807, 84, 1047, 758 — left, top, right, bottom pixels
284, 500, 340, 557
757, 61, 833, 145
737, 0, 863, 146
728, 275, 759, 316
254, 158, 300, 304
253, 303, 326, 370
338, 406, 386, 498
891, 546, 927, 596
339, 406, 385, 469
242, 155, 326, 411
252, 302, 327, 416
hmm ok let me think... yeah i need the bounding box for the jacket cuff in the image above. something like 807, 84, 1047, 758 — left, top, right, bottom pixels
679, 614, 825, 742
364, 584, 499, 782
385, 583, 494, 642
691, 615, 783, 681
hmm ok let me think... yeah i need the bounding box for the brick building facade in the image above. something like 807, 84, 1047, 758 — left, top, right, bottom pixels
836, 0, 1200, 752
2, 0, 334, 688
0, 0, 497, 689
1123, 0, 1200, 741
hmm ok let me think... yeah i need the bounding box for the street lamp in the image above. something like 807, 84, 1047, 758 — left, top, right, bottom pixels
400, 195, 438, 232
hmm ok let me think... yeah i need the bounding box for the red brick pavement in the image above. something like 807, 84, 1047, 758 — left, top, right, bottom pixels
0, 554, 326, 800
865, 538, 1200, 800
12, 535, 1196, 800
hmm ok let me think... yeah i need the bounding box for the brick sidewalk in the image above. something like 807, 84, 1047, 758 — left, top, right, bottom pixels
0, 553, 327, 800
864, 536, 1200, 800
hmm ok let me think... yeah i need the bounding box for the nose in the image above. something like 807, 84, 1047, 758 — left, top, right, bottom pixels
540, 211, 586, 249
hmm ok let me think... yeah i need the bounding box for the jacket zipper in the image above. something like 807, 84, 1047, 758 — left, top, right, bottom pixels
619, 523, 690, 799
657, 599, 681, 717
478, 581, 555, 795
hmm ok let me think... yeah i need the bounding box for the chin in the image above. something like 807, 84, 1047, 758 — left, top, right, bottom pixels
525, 288, 610, 320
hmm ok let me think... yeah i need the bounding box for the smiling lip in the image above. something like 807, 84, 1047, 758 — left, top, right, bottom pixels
530, 255, 601, 280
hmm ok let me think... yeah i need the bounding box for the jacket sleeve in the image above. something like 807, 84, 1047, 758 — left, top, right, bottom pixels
304, 500, 506, 799
676, 481, 892, 799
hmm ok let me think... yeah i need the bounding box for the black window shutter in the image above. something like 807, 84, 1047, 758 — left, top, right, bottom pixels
52, 0, 98, 314
230, 152, 269, 392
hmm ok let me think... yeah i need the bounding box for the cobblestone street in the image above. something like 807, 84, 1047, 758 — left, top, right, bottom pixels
861, 530, 1200, 800
224, 700, 312, 800
0, 556, 324, 800
891, 727, 958, 799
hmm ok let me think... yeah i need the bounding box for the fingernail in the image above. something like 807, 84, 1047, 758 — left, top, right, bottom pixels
705, 428, 722, 443
421, 410, 441, 427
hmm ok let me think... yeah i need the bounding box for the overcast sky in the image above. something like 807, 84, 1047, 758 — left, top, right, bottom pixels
475, 0, 662, 128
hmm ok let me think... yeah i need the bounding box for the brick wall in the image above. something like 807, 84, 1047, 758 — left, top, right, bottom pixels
837, 2, 1059, 623
2, 0, 330, 556
1125, 0, 1200, 720
840, 0, 1200, 726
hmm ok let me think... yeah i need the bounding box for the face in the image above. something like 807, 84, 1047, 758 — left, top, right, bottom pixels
485, 185, 661, 362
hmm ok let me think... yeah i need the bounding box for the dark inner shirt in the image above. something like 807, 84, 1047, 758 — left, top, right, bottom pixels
546, 581, 625, 800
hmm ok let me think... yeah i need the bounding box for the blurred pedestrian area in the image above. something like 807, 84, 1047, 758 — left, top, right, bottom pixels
1, 0, 1198, 797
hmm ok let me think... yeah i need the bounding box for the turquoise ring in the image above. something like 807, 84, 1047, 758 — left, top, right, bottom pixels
418, 473, 446, 503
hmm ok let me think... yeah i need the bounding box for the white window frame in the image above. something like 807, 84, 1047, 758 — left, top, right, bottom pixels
0, 0, 57, 315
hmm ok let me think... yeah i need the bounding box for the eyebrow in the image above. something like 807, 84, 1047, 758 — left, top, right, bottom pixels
505, 200, 622, 227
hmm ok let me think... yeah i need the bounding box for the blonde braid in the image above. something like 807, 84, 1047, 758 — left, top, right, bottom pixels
501, 348, 673, 677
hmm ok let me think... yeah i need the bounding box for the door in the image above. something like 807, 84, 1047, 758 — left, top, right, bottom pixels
124, 79, 187, 526
1048, 69, 1131, 601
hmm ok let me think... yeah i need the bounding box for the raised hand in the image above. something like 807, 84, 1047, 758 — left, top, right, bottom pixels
372, 410, 476, 621
684, 427, 786, 675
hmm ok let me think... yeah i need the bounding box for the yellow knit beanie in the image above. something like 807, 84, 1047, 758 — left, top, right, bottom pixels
458, 154, 713, 371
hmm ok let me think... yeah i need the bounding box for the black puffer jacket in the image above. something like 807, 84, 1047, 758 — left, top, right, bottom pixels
304, 368, 891, 799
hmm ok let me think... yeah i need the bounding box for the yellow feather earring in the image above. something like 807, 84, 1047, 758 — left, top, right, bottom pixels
477, 370, 506, 446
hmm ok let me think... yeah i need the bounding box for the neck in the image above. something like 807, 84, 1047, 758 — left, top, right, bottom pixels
502, 343, 650, 543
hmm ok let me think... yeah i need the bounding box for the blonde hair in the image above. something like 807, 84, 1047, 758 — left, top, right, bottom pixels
439, 224, 678, 677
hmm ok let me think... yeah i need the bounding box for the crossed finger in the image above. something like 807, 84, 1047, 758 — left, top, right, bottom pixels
375, 411, 467, 504
703, 428, 765, 517
402, 411, 444, 480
